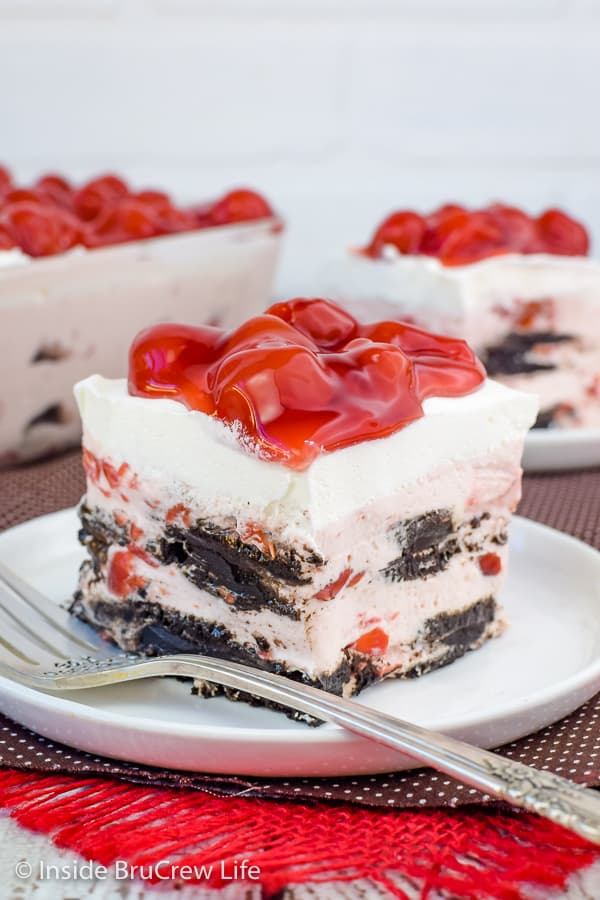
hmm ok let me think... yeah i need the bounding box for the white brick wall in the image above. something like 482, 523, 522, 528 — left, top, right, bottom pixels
1, 0, 599, 294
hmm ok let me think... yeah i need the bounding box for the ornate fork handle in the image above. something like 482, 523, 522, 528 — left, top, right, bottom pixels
478, 759, 600, 840
40, 653, 600, 845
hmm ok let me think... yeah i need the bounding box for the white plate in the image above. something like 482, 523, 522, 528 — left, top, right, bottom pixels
523, 427, 600, 472
0, 509, 598, 777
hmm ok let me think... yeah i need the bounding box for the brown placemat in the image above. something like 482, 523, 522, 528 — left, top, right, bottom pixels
0, 449, 84, 530
0, 451, 598, 810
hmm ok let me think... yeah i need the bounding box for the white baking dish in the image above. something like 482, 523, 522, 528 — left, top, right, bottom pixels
0, 218, 282, 464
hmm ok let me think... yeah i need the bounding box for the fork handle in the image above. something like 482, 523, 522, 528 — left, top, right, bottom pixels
53, 652, 600, 845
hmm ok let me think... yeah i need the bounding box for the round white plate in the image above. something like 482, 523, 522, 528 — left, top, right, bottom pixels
523, 427, 600, 472
0, 509, 598, 777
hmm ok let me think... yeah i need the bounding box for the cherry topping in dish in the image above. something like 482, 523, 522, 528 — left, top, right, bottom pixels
0, 165, 274, 258
207, 189, 274, 227
129, 298, 485, 470
365, 203, 589, 265
0, 202, 81, 257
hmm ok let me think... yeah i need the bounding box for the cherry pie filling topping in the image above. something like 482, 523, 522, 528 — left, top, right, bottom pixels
129, 298, 485, 470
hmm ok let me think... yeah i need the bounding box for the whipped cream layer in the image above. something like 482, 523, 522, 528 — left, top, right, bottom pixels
321, 251, 600, 351
75, 375, 537, 548
0, 249, 28, 268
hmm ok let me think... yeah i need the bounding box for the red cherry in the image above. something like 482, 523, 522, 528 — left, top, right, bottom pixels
314, 569, 352, 601
367, 319, 484, 397
107, 550, 146, 598
134, 190, 171, 214
315, 341, 419, 446
102, 460, 129, 489
349, 627, 389, 656
214, 345, 337, 464
479, 552, 502, 576
189, 202, 215, 227
129, 322, 223, 414
131, 193, 197, 235
0, 166, 13, 199
488, 204, 540, 253
0, 226, 16, 250
209, 189, 273, 226
82, 449, 102, 483
269, 297, 357, 349
84, 199, 144, 247
155, 205, 198, 234
74, 174, 129, 222
438, 211, 505, 265
165, 503, 192, 528
0, 202, 81, 257
365, 203, 589, 265
116, 199, 160, 240
427, 204, 467, 228
366, 211, 426, 257
421, 208, 471, 255
84, 202, 122, 240
80, 225, 120, 249
537, 209, 589, 256
35, 174, 73, 209
4, 188, 43, 205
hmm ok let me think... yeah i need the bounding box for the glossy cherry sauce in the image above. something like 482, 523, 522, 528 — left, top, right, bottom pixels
129, 299, 485, 471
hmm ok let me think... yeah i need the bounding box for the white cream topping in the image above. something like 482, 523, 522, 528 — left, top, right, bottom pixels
0, 249, 28, 268
74, 375, 537, 544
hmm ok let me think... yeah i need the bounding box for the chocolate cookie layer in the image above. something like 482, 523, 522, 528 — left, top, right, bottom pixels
78, 505, 321, 620
159, 523, 322, 619
382, 509, 458, 581
534, 404, 577, 429
483, 331, 573, 376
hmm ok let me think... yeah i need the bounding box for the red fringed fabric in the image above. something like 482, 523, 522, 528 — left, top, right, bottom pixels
0, 769, 597, 898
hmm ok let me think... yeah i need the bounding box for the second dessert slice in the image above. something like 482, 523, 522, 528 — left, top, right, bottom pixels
322, 204, 600, 429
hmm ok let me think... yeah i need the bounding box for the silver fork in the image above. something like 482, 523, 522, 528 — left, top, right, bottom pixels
0, 561, 599, 845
